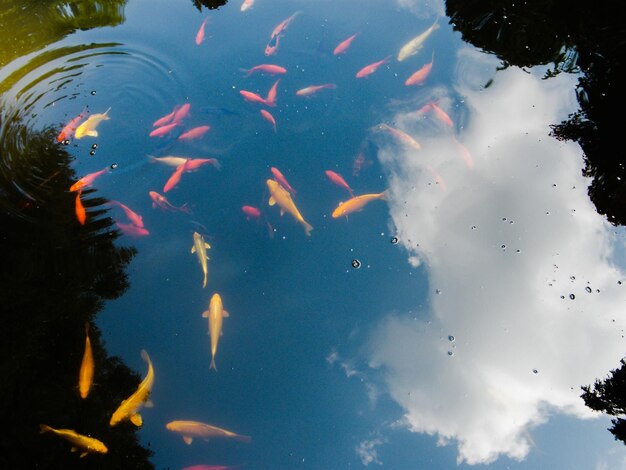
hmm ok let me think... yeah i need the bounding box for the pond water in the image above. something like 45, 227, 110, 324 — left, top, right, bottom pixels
2, 0, 626, 469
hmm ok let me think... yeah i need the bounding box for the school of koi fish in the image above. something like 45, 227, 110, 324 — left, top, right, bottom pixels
43, 4, 473, 466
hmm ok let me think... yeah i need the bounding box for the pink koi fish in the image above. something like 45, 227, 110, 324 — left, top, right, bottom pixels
325, 170, 355, 197
196, 17, 209, 45
260, 109, 277, 133
178, 125, 211, 140
295, 84, 336, 96
356, 56, 391, 78
69, 168, 109, 192
405, 53, 434, 86
333, 33, 358, 55
243, 64, 287, 76
270, 167, 296, 195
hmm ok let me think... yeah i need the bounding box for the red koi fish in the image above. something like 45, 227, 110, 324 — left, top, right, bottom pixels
265, 79, 280, 107
149, 191, 191, 213
185, 158, 221, 171
242, 205, 261, 221
196, 17, 209, 45
325, 170, 355, 197
260, 109, 277, 132
431, 102, 453, 127
356, 56, 391, 78
150, 122, 180, 137
240, 90, 272, 106
243, 64, 287, 76
57, 108, 88, 143
69, 167, 108, 192
377, 123, 421, 151
264, 34, 281, 56
405, 53, 434, 86
172, 103, 191, 123
164, 160, 190, 193
295, 83, 337, 96
153, 107, 178, 127
333, 33, 358, 55
270, 167, 296, 195
179, 125, 211, 140
270, 11, 300, 39
109, 200, 144, 227
116, 221, 149, 236
75, 190, 86, 225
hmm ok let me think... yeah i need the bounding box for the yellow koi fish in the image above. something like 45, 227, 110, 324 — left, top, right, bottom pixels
397, 20, 439, 62
191, 231, 211, 288
78, 322, 94, 399
332, 191, 388, 218
74, 107, 111, 139
266, 179, 313, 236
166, 420, 251, 445
40, 424, 108, 457
110, 349, 154, 427
203, 293, 229, 371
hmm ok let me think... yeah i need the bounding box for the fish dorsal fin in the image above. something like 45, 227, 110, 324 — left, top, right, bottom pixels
183, 436, 193, 445
222, 310, 229, 318
268, 196, 276, 206
202, 310, 209, 318
191, 246, 196, 253
130, 413, 143, 427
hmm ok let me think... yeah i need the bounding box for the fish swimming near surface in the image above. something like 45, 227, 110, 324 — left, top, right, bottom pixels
116, 221, 150, 237
242, 64, 286, 76
109, 200, 144, 227
75, 191, 86, 225
270, 167, 296, 195
196, 17, 209, 45
325, 170, 355, 197
78, 322, 94, 399
74, 107, 110, 139
153, 107, 179, 127
69, 168, 109, 192
397, 20, 440, 62
202, 293, 229, 371
270, 11, 300, 40
40, 424, 108, 457
178, 125, 210, 140
376, 123, 421, 151
166, 420, 251, 445
266, 179, 313, 236
260, 109, 277, 132
264, 33, 281, 56
110, 349, 154, 427
355, 56, 391, 78
172, 103, 191, 123
148, 155, 220, 170
163, 160, 190, 193
265, 79, 280, 107
332, 191, 388, 219
405, 52, 434, 86
191, 231, 211, 288
240, 90, 273, 107
242, 205, 261, 221
240, 0, 254, 11
295, 84, 337, 96
149, 191, 191, 213
57, 107, 88, 143
333, 33, 358, 55
150, 121, 180, 137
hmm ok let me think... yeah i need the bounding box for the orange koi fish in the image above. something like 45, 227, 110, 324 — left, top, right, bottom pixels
172, 103, 191, 123
325, 170, 354, 197
264, 33, 281, 56
75, 191, 86, 225
196, 17, 209, 45
430, 102, 453, 127
153, 107, 179, 127
356, 56, 391, 78
109, 200, 144, 227
40, 424, 107, 457
376, 123, 421, 151
242, 205, 261, 220
178, 125, 211, 140
333, 33, 358, 55
150, 122, 180, 137
266, 179, 312, 236
164, 160, 190, 193
265, 79, 280, 107
240, 0, 254, 11
57, 108, 88, 143
70, 168, 109, 192
260, 109, 277, 132
78, 322, 94, 399
332, 191, 388, 219
185, 158, 221, 170
202, 293, 229, 371
295, 83, 337, 96
149, 191, 191, 213
270, 167, 296, 195
116, 221, 150, 236
270, 11, 300, 39
243, 64, 286, 76
240, 90, 272, 106
166, 420, 251, 445
405, 52, 434, 86
453, 137, 474, 169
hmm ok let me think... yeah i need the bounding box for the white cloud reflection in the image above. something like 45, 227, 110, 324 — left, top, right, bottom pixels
367, 47, 626, 465
356, 435, 387, 466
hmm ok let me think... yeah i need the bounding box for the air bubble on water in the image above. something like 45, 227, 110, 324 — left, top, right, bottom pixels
110, 163, 118, 169
447, 351, 454, 356
448, 335, 455, 342
391, 236, 399, 244
560, 295, 565, 299
569, 294, 575, 300
91, 143, 98, 149
502, 217, 507, 221
435, 289, 442, 295
570, 276, 576, 280
89, 150, 96, 156
351, 259, 361, 269
516, 249, 521, 253
63, 140, 70, 145
532, 369, 538, 374
501, 244, 506, 250
90, 90, 96, 95
585, 286, 592, 293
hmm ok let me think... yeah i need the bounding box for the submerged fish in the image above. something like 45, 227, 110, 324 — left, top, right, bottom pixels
150, 121, 180, 137
397, 20, 439, 62
110, 349, 154, 427
116, 221, 150, 237
75, 191, 86, 225
240, 90, 272, 107
325, 170, 355, 197
242, 205, 261, 220
196, 17, 209, 45
240, 0, 254, 11
266, 179, 312, 236
376, 123, 421, 151
265, 79, 280, 106
179, 125, 210, 140
69, 168, 109, 192
57, 108, 88, 143
78, 322, 94, 399
202, 293, 229, 371
270, 167, 296, 195
295, 83, 337, 96
191, 231, 211, 288
405, 52, 434, 86
243, 64, 286, 76
355, 56, 391, 78
109, 200, 144, 227
166, 420, 251, 445
333, 33, 358, 55
149, 191, 191, 213
260, 109, 277, 132
74, 107, 110, 139
332, 191, 388, 218
40, 424, 107, 457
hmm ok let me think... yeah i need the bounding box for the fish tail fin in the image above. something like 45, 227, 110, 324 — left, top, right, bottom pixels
40, 424, 52, 434
235, 434, 252, 444
141, 349, 150, 364
180, 203, 192, 214
212, 159, 222, 171
379, 190, 389, 201
147, 154, 158, 162
210, 358, 217, 371
240, 68, 252, 76
304, 221, 313, 236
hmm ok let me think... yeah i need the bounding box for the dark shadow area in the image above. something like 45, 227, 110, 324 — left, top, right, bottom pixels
445, 0, 626, 226
192, 0, 228, 12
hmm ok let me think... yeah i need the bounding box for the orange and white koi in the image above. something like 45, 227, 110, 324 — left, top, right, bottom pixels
333, 33, 358, 55
260, 109, 277, 132
166, 420, 251, 445
397, 20, 439, 62
78, 322, 94, 399
243, 64, 286, 76
196, 17, 209, 45
178, 125, 210, 140
70, 168, 108, 192
110, 350, 154, 427
40, 424, 107, 457
405, 52, 434, 86
332, 191, 388, 219
356, 56, 391, 78
149, 191, 191, 213
74, 107, 110, 139
57, 108, 88, 143
202, 293, 229, 370
266, 179, 312, 236
148, 155, 220, 170
240, 0, 254, 11
325, 170, 354, 197
264, 33, 281, 56
376, 123, 421, 151
295, 83, 337, 96
270, 167, 296, 195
